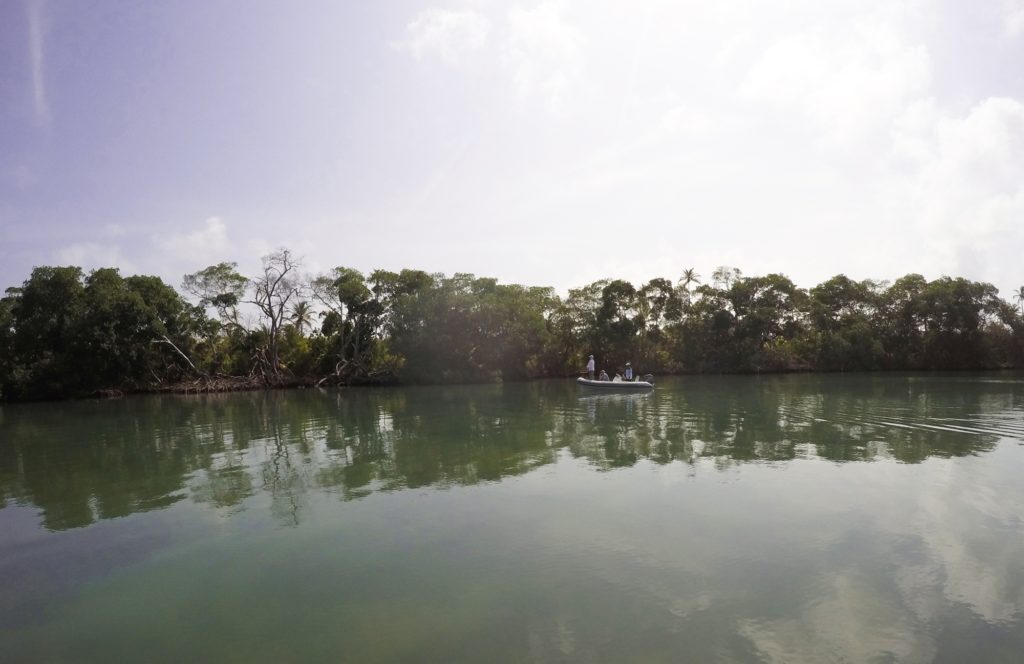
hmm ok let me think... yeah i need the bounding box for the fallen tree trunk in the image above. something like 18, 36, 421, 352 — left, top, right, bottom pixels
152, 336, 207, 378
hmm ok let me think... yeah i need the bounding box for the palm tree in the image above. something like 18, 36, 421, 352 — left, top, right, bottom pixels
290, 300, 314, 336
678, 268, 701, 291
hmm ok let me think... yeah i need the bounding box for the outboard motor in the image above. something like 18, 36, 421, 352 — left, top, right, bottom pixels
643, 373, 654, 384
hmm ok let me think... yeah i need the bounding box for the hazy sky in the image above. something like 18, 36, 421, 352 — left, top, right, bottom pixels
2, 0, 1023, 296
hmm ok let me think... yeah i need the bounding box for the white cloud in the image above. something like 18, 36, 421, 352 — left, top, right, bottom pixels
44, 217, 248, 282
377, 0, 1024, 298
147, 216, 249, 286
398, 7, 490, 64
45, 217, 283, 291
901, 97, 1024, 286
54, 242, 135, 275
889, 98, 942, 165
660, 105, 712, 138
1007, 1, 1024, 36
502, 1, 584, 114
160, 216, 231, 262
741, 19, 930, 147
154, 217, 303, 284
8, 0, 1024, 302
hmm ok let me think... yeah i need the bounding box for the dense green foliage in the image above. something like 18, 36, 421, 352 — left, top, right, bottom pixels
1, 256, 1022, 401
0, 267, 208, 400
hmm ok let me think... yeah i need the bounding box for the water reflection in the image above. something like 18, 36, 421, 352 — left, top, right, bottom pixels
570, 374, 1024, 468
3, 375, 1024, 662
0, 374, 1022, 530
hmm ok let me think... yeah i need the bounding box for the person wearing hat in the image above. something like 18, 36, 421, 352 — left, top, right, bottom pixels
586, 354, 595, 380
624, 362, 633, 381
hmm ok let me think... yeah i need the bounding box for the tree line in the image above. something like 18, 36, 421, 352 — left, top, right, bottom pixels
1, 251, 1023, 401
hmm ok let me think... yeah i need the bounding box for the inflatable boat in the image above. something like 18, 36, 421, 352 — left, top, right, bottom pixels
577, 376, 654, 390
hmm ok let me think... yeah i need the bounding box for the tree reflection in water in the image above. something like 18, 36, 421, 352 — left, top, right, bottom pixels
1, 374, 1020, 530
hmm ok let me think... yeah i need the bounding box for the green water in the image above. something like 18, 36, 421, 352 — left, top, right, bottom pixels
2, 374, 1024, 662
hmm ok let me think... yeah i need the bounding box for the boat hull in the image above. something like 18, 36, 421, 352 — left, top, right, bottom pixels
577, 377, 654, 389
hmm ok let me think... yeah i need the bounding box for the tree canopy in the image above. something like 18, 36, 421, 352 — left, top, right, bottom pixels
1, 255, 1022, 402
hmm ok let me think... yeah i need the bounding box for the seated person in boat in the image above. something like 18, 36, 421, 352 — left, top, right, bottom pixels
599, 369, 610, 381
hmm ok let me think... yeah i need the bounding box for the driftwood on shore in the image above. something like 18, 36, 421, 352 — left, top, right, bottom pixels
157, 374, 312, 394
161, 364, 399, 393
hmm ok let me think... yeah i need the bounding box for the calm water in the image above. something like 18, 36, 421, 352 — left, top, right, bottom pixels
2, 374, 1024, 662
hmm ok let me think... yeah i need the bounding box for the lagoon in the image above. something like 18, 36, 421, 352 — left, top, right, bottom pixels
2, 374, 1024, 662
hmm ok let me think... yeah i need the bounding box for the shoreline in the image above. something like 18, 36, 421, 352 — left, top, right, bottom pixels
6, 365, 1023, 405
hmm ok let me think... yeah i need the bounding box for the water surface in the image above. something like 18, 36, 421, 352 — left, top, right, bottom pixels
2, 374, 1024, 662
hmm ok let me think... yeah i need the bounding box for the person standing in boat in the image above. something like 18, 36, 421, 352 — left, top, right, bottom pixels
624, 362, 634, 381
586, 354, 596, 380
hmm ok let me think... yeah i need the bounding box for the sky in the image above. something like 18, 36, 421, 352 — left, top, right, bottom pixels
1, 0, 1023, 297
